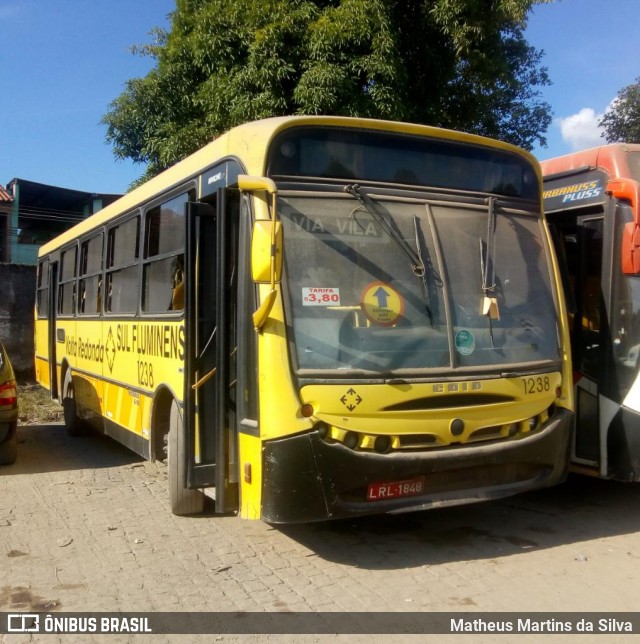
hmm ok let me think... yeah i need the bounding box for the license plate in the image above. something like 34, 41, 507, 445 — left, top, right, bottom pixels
367, 476, 426, 501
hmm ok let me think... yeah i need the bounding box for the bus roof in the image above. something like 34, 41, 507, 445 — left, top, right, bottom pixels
540, 142, 640, 180
39, 115, 539, 257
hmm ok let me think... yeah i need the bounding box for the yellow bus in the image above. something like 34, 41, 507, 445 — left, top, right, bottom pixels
35, 116, 574, 522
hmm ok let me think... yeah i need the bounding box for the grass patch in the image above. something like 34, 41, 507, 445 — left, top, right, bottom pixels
18, 383, 63, 425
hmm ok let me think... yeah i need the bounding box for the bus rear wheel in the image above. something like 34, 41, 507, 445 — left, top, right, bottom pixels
62, 370, 88, 436
168, 399, 204, 515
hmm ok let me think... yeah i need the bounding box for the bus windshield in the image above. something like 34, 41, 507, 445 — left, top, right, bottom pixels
280, 191, 560, 375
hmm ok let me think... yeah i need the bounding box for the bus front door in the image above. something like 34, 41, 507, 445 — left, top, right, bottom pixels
184, 194, 238, 513
560, 215, 606, 470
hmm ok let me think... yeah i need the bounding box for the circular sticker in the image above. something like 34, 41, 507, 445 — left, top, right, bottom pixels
360, 281, 405, 327
455, 329, 476, 356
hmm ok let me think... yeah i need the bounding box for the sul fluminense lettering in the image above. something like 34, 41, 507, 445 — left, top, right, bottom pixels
116, 323, 184, 360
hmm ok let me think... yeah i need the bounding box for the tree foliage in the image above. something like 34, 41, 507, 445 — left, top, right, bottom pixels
103, 0, 553, 184
600, 77, 640, 144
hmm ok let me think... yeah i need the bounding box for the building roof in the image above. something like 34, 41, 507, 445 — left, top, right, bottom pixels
8, 178, 119, 214
0, 185, 13, 203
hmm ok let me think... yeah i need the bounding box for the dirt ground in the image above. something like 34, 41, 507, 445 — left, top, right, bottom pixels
1, 421, 640, 643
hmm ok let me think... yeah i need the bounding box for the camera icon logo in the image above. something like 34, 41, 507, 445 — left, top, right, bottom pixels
7, 614, 40, 632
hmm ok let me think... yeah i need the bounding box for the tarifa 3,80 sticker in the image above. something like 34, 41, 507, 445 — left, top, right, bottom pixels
302, 287, 341, 306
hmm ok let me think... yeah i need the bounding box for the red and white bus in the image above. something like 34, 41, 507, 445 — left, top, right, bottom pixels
542, 144, 640, 480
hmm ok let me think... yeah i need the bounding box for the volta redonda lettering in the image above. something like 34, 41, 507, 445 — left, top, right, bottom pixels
65, 336, 105, 362
65, 324, 184, 364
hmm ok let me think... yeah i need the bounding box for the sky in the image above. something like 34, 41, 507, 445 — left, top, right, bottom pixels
0, 0, 638, 195
0, 0, 175, 194
526, 0, 639, 161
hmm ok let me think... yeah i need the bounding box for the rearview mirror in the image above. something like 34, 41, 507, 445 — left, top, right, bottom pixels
251, 220, 282, 283
237, 174, 281, 330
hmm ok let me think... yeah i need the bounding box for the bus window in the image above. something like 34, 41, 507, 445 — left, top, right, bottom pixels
58, 246, 77, 316
143, 192, 189, 313
78, 233, 103, 315
36, 258, 49, 318
106, 216, 140, 314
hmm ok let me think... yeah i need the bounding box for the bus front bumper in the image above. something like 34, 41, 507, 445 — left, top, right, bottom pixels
261, 407, 572, 523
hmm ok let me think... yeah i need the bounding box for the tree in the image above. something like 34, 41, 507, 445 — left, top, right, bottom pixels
600, 77, 640, 144
103, 0, 554, 184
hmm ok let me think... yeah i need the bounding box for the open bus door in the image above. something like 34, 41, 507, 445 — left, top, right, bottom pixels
182, 191, 238, 514
572, 215, 606, 467
548, 212, 606, 470
543, 166, 612, 475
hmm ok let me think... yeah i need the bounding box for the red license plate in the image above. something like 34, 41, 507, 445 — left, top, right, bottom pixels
367, 476, 426, 501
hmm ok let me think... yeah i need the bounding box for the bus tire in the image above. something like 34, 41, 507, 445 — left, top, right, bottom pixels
62, 369, 87, 436
0, 423, 17, 465
168, 399, 204, 515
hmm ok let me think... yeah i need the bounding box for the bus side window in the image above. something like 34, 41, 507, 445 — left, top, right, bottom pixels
143, 192, 191, 313
106, 215, 140, 314
36, 258, 50, 318
79, 233, 103, 315
58, 245, 77, 316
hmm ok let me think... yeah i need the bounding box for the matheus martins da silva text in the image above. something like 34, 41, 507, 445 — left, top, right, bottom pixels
451, 617, 633, 633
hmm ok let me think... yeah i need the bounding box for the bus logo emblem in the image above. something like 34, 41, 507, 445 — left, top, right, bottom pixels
105, 327, 116, 373
341, 388, 362, 411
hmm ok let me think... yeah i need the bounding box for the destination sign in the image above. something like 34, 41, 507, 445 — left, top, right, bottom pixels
543, 169, 607, 212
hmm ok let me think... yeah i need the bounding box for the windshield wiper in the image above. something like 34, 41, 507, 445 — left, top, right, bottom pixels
480, 196, 500, 345
344, 184, 422, 273
413, 214, 434, 326
344, 183, 434, 325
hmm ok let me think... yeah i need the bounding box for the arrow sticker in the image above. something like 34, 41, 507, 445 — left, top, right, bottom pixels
373, 287, 389, 308
360, 281, 404, 326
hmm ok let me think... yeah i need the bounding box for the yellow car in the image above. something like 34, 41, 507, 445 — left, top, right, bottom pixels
0, 340, 18, 465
